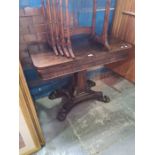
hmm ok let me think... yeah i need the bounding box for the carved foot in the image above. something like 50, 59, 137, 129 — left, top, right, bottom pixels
102, 95, 110, 103
87, 80, 96, 88
49, 89, 71, 100
57, 108, 68, 121
90, 90, 110, 103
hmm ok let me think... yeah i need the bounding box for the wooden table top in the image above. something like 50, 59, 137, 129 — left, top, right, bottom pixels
29, 37, 132, 80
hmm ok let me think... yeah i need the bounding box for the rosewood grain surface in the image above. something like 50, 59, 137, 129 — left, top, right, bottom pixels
29, 38, 132, 80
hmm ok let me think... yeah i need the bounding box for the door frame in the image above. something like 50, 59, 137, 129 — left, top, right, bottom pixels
19, 63, 45, 154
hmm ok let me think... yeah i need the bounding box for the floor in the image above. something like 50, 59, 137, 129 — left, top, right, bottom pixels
34, 72, 135, 155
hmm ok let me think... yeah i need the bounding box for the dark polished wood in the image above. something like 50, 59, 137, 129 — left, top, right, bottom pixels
30, 37, 131, 80
49, 71, 110, 121
29, 37, 132, 121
